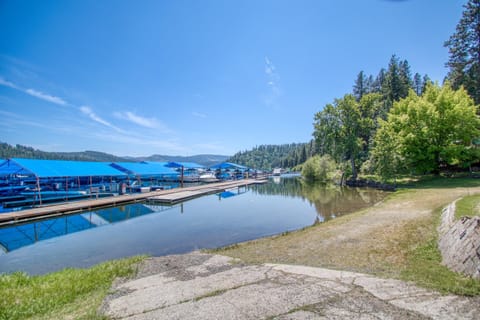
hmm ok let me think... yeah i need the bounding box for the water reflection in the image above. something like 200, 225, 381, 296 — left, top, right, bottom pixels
0, 204, 173, 253
0, 179, 387, 254
0, 178, 388, 274
253, 177, 387, 222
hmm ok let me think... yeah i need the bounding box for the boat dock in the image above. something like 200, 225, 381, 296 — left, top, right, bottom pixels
0, 179, 267, 226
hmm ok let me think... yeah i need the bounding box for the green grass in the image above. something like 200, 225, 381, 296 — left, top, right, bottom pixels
400, 207, 480, 296
0, 256, 145, 320
397, 174, 480, 189
455, 194, 480, 219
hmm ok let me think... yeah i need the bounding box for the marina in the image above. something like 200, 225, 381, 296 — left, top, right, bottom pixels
0, 177, 389, 275
0, 178, 267, 225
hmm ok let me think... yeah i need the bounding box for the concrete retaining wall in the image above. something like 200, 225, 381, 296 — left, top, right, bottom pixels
438, 201, 480, 279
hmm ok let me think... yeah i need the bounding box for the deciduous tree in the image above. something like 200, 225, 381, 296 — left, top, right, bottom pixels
370, 83, 480, 177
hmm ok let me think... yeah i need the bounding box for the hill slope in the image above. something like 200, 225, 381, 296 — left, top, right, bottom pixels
0, 142, 229, 166
128, 154, 229, 167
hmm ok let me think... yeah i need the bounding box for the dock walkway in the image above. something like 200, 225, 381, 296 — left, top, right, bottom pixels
0, 179, 266, 226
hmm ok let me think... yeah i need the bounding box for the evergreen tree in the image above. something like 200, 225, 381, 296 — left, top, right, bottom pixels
353, 71, 368, 101
382, 55, 411, 105
444, 0, 480, 104
299, 145, 307, 163
399, 59, 413, 91
372, 68, 386, 93
422, 74, 432, 94
413, 73, 423, 95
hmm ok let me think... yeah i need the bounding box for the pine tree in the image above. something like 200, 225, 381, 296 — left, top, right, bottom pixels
372, 68, 386, 93
413, 73, 423, 95
353, 71, 368, 101
299, 145, 307, 163
422, 74, 432, 94
444, 0, 480, 104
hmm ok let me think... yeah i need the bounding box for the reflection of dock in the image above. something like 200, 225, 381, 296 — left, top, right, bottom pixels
0, 179, 266, 225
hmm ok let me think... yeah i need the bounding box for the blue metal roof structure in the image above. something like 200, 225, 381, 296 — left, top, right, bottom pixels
163, 161, 204, 169
110, 162, 178, 177
0, 158, 127, 178
210, 162, 248, 170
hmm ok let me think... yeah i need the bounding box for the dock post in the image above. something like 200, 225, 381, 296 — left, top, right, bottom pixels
181, 166, 184, 188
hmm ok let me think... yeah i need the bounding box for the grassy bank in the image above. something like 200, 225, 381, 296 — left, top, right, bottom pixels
214, 176, 480, 296
399, 206, 480, 296
0, 256, 144, 320
455, 194, 480, 219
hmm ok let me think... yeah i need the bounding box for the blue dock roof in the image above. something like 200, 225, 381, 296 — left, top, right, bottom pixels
110, 162, 178, 176
210, 162, 248, 170
0, 158, 127, 178
163, 161, 204, 169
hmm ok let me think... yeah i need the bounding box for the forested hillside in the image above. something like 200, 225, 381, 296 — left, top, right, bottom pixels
129, 154, 229, 167
0, 142, 229, 166
0, 142, 130, 162
228, 141, 316, 170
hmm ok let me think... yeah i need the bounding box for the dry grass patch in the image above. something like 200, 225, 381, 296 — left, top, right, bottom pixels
216, 181, 480, 294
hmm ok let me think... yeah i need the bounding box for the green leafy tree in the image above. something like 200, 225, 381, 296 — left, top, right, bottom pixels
337, 94, 364, 180
358, 93, 385, 158
371, 83, 480, 177
444, 0, 480, 104
314, 95, 364, 180
313, 104, 342, 159
369, 119, 404, 181
301, 155, 337, 183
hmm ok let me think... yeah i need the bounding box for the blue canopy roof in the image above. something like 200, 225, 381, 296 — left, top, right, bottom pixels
0, 158, 127, 178
210, 162, 248, 170
163, 161, 204, 169
110, 162, 178, 176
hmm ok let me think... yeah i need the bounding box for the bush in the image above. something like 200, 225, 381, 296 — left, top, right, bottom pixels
301, 155, 337, 183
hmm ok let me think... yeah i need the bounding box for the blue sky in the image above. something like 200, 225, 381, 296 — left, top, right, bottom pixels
0, 0, 466, 157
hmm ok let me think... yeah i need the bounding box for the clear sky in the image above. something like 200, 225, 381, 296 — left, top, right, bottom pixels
0, 0, 466, 157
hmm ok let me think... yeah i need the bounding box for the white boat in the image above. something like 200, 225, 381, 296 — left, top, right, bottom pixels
199, 172, 218, 183
272, 168, 283, 176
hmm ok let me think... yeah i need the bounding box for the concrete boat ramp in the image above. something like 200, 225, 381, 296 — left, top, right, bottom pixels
0, 179, 266, 225
101, 252, 480, 320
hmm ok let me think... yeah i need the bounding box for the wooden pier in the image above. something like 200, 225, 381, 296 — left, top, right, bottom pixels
0, 179, 267, 226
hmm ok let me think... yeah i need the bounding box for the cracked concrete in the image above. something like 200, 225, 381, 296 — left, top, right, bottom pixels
101, 252, 480, 319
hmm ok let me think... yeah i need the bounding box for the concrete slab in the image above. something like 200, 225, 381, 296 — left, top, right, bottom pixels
101, 252, 480, 320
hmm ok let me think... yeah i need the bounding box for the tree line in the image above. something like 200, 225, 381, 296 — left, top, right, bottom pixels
310, 1, 480, 181
235, 1, 480, 180
228, 142, 316, 171
0, 142, 129, 162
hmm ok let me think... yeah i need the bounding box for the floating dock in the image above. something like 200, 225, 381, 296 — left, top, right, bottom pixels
0, 179, 267, 226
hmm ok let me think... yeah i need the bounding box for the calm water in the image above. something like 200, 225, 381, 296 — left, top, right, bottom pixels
0, 178, 387, 274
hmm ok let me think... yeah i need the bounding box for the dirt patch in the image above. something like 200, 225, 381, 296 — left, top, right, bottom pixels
217, 186, 480, 277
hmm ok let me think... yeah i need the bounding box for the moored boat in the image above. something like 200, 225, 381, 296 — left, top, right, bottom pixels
199, 172, 219, 183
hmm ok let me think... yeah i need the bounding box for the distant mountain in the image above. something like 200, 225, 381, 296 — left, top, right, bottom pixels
0, 142, 130, 162
0, 142, 229, 167
128, 154, 230, 167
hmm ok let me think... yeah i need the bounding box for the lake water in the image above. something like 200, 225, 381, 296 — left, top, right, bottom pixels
0, 177, 388, 275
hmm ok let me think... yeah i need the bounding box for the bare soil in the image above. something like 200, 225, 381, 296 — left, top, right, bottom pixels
217, 185, 480, 277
